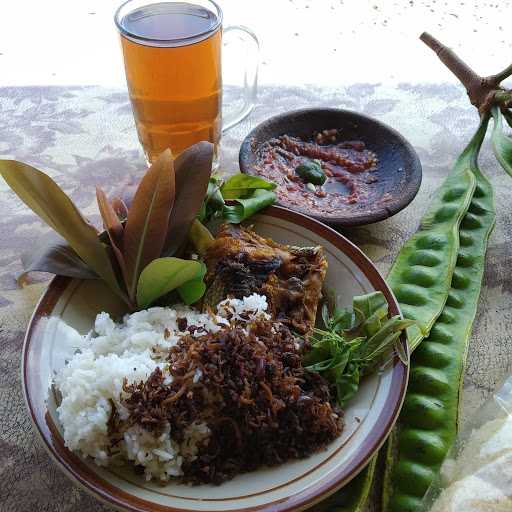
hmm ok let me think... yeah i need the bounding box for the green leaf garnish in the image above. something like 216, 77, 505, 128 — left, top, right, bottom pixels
220, 174, 276, 199
304, 291, 413, 407
294, 160, 326, 185
177, 262, 207, 305
222, 189, 276, 224
136, 257, 204, 309
199, 173, 276, 224
188, 218, 215, 256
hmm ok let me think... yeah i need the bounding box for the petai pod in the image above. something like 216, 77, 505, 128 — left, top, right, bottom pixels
310, 456, 377, 512
387, 152, 476, 352
491, 106, 512, 176
382, 118, 496, 512
503, 109, 512, 129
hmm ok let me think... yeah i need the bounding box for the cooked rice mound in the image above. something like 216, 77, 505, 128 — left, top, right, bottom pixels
55, 294, 342, 484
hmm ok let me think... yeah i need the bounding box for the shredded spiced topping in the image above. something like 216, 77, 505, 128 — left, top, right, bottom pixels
121, 319, 343, 484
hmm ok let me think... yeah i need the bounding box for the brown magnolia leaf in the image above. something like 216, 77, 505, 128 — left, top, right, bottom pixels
163, 141, 213, 256
96, 187, 129, 291
111, 196, 129, 222
19, 232, 99, 283
96, 187, 124, 250
123, 149, 176, 300
0, 160, 126, 301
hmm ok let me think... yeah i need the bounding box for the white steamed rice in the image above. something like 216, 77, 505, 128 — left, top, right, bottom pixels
55, 294, 269, 481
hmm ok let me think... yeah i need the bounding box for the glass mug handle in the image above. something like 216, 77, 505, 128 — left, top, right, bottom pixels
222, 26, 259, 133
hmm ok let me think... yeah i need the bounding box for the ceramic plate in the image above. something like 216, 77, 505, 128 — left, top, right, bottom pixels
22, 206, 408, 512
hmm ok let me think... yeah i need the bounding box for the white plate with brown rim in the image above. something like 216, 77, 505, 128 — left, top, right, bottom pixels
22, 205, 408, 512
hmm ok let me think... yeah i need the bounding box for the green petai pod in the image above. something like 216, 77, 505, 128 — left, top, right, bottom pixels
310, 456, 377, 512
387, 146, 478, 352
382, 118, 496, 512
491, 106, 512, 176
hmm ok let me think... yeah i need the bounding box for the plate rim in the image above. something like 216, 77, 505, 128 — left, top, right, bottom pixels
22, 204, 409, 512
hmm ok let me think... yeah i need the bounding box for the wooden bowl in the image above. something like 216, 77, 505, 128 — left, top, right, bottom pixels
239, 108, 422, 227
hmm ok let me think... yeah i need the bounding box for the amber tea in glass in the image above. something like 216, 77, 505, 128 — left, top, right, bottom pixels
115, 0, 258, 164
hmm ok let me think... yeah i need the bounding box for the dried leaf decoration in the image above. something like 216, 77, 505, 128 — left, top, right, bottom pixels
0, 160, 126, 302
163, 141, 213, 256
1, 143, 276, 312
111, 196, 128, 222
19, 232, 98, 283
123, 149, 176, 301
96, 187, 124, 249
96, 187, 128, 290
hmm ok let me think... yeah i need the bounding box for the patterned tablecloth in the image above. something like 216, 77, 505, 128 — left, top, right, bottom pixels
1, 84, 512, 512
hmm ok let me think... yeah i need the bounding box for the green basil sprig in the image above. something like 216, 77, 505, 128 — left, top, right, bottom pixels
303, 291, 413, 407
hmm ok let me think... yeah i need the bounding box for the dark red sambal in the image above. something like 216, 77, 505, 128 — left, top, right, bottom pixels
253, 129, 379, 216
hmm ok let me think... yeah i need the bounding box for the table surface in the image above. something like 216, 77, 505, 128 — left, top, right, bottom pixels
1, 0, 512, 88
1, 82, 512, 511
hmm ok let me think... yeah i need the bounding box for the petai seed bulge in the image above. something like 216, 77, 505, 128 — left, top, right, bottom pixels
394, 284, 429, 306
461, 213, 483, 230
438, 309, 457, 324
468, 200, 487, 215
414, 342, 452, 368
394, 460, 435, 496
457, 251, 476, 267
473, 184, 486, 198
415, 233, 447, 251
402, 394, 445, 429
442, 187, 466, 201
410, 366, 451, 395
428, 325, 453, 344
401, 267, 437, 287
451, 269, 471, 289
446, 291, 465, 309
408, 250, 442, 267
399, 429, 446, 465
458, 233, 473, 247
434, 205, 458, 223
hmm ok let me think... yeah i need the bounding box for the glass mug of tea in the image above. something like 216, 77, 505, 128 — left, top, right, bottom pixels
114, 0, 258, 164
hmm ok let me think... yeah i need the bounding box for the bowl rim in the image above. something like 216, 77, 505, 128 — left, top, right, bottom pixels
21, 205, 409, 512
239, 107, 422, 227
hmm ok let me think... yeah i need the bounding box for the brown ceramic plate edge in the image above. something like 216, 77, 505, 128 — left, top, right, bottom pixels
239, 108, 423, 227
21, 205, 409, 512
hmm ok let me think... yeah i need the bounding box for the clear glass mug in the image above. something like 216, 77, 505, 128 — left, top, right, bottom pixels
114, 0, 259, 164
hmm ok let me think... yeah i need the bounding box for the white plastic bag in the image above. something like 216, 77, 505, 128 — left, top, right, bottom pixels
424, 376, 512, 512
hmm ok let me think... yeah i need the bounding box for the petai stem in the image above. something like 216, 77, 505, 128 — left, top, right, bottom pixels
420, 32, 480, 93
420, 31, 512, 114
